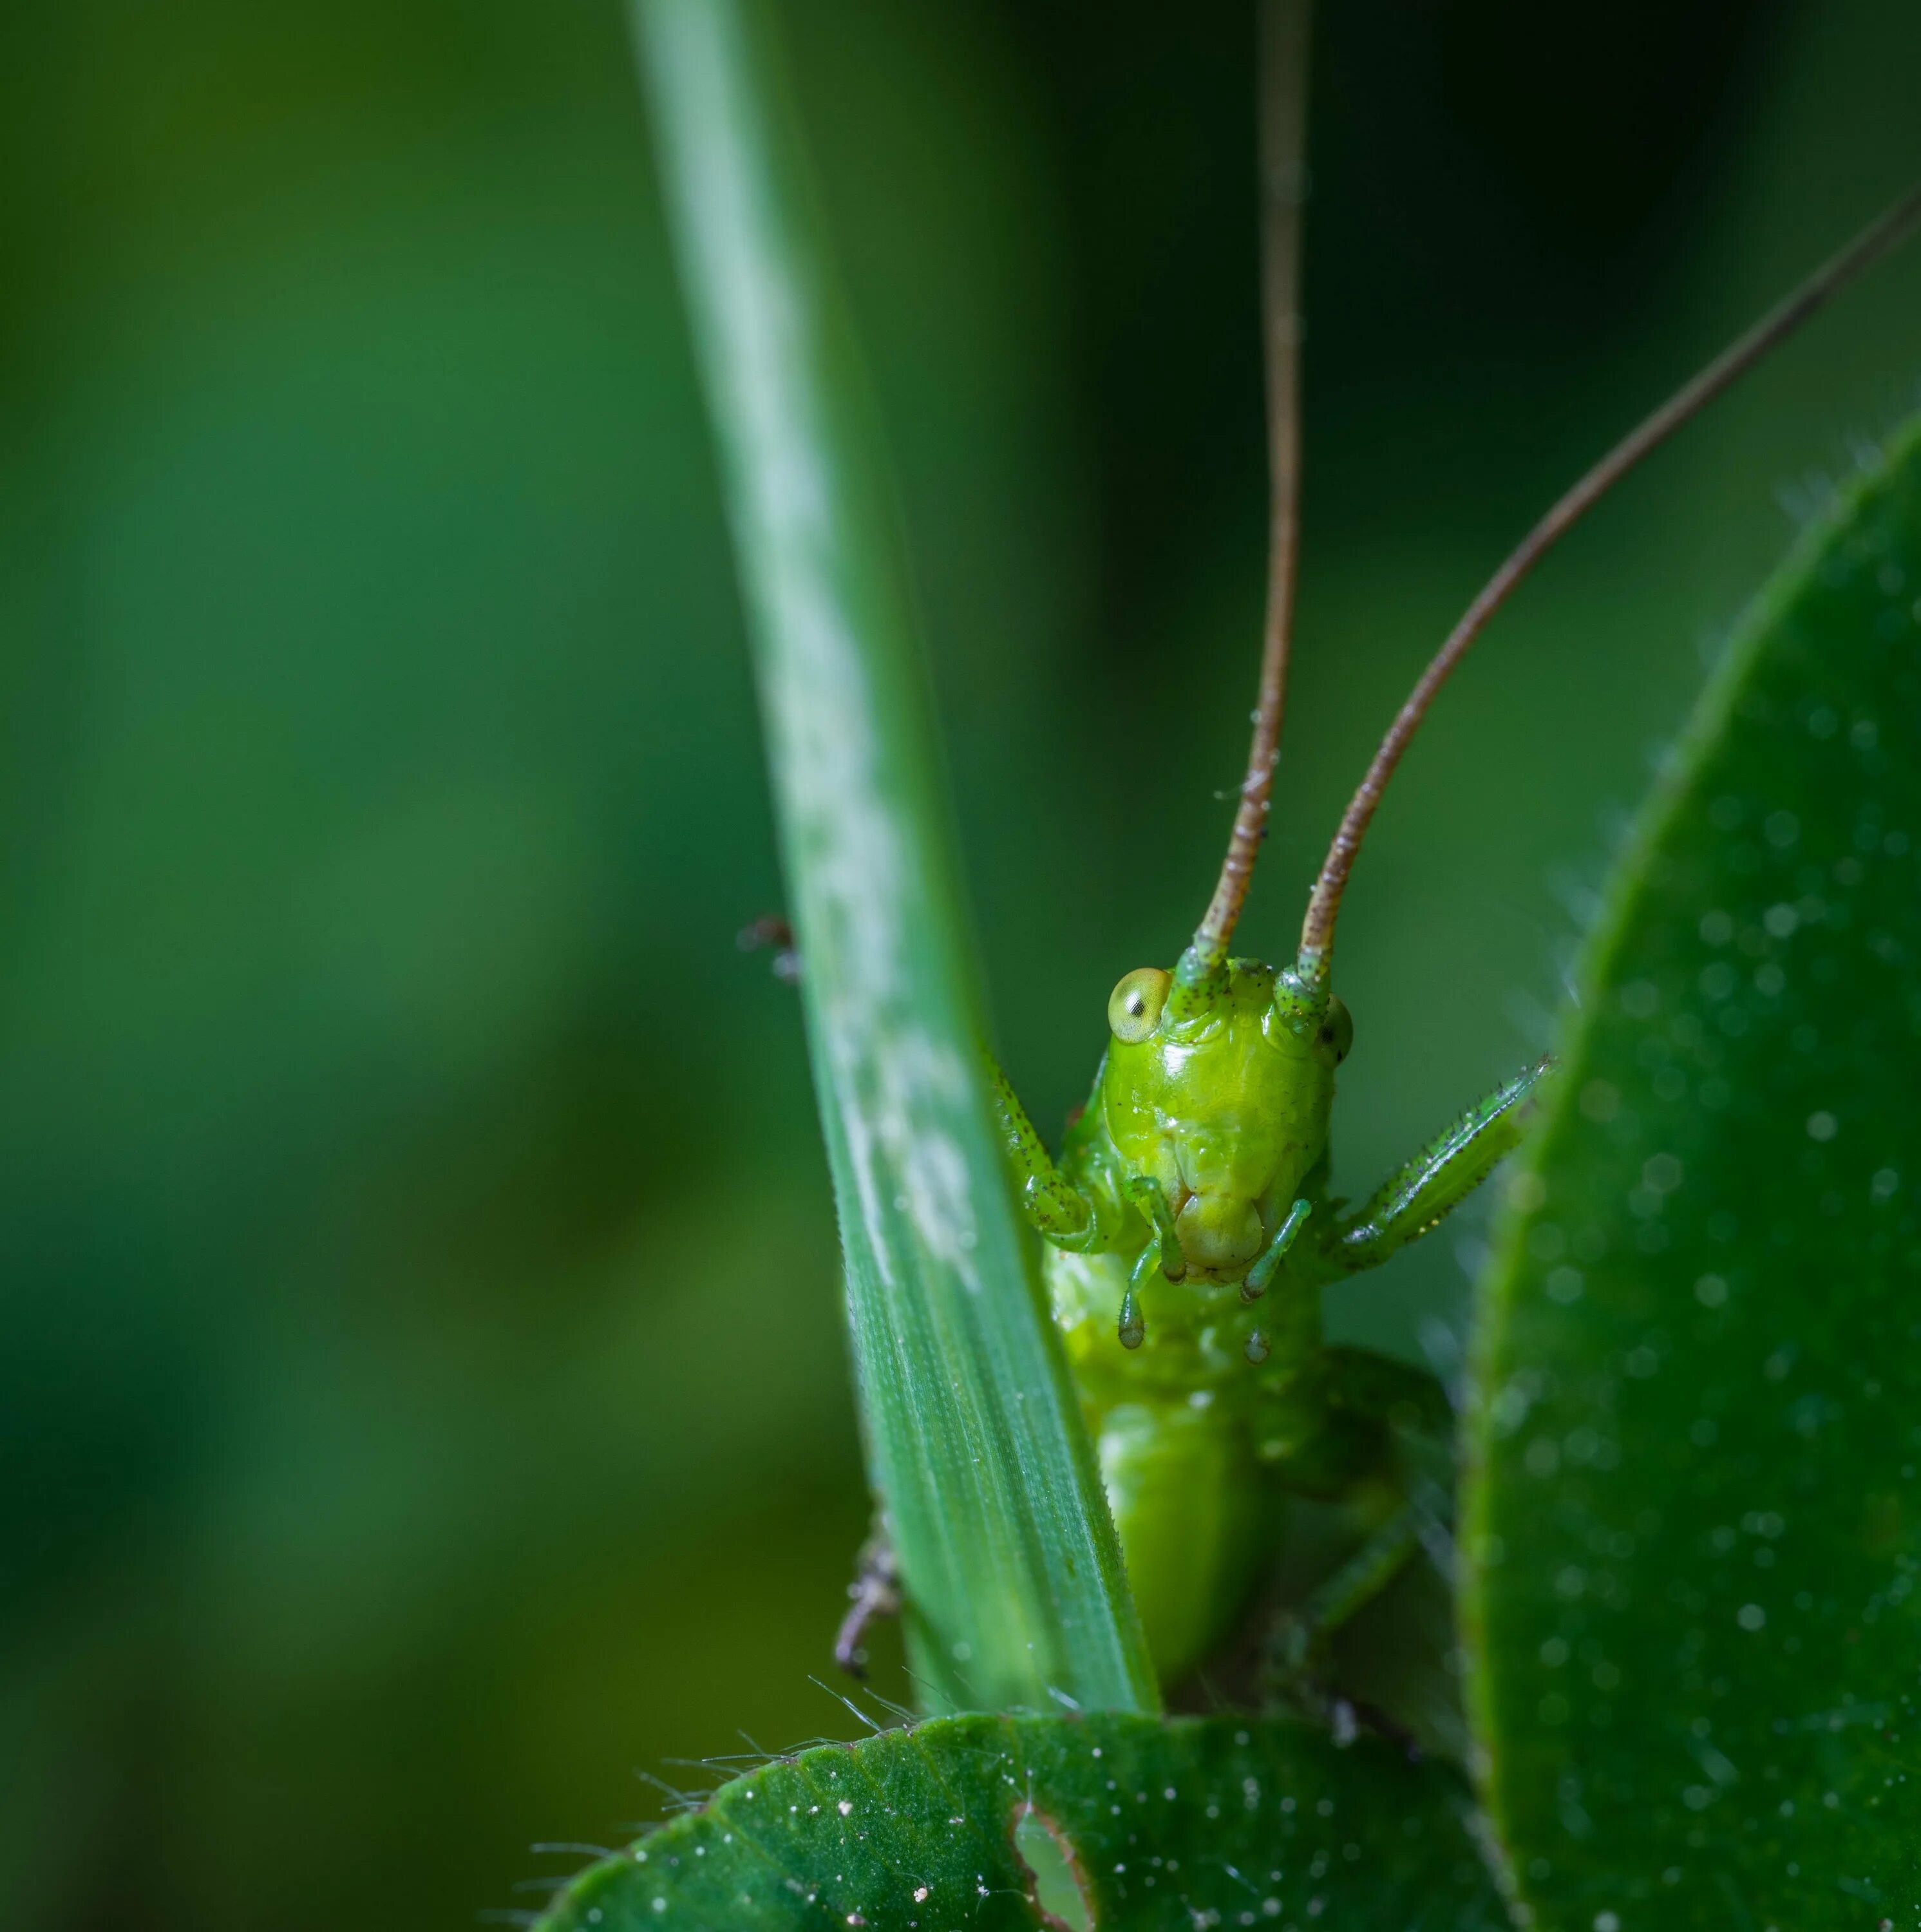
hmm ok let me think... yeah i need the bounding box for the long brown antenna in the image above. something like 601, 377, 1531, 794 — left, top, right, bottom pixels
1184, 0, 1312, 978
1296, 180, 1921, 979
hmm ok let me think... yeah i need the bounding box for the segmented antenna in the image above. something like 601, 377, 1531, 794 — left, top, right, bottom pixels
1184, 0, 1312, 979
1296, 182, 1921, 980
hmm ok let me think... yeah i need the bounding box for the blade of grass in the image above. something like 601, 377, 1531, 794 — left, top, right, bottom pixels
629, 0, 1157, 1716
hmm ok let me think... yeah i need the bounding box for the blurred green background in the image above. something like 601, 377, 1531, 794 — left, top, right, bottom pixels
2, 1, 1917, 1926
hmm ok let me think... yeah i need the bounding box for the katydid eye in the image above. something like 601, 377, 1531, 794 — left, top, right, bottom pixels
1319, 995, 1354, 1063
1108, 967, 1171, 1043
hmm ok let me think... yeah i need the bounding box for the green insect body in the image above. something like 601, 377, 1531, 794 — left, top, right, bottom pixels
995, 948, 1545, 1688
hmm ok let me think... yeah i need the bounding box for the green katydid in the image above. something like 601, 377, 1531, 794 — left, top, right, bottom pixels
828, 1, 1921, 1705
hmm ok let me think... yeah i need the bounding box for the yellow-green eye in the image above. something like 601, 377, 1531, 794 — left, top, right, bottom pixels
1318, 994, 1354, 1063
1107, 967, 1171, 1044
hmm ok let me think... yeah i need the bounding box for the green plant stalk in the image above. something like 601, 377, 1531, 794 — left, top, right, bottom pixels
630, 0, 1158, 1716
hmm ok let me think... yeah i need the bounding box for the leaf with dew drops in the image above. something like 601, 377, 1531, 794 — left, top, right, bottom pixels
528, 1711, 1507, 1932
1464, 412, 1921, 1924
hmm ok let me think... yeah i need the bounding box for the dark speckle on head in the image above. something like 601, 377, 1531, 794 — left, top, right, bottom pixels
1318, 995, 1354, 1063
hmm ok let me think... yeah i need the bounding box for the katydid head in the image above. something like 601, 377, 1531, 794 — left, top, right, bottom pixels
1100, 958, 1348, 1282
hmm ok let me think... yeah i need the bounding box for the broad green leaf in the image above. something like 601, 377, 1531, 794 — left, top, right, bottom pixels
532, 1712, 1506, 1932
1464, 414, 1921, 1923
629, 0, 1155, 1714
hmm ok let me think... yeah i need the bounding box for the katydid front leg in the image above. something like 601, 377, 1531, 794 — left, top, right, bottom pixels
1323, 1055, 1552, 1276
985, 1057, 1104, 1248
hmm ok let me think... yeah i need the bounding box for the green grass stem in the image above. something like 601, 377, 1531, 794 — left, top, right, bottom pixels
630, 0, 1157, 1716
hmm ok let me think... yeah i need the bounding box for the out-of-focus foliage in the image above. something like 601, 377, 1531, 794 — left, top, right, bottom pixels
535, 1712, 1502, 1932
1467, 417, 1921, 1926
1, 1, 1918, 1928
